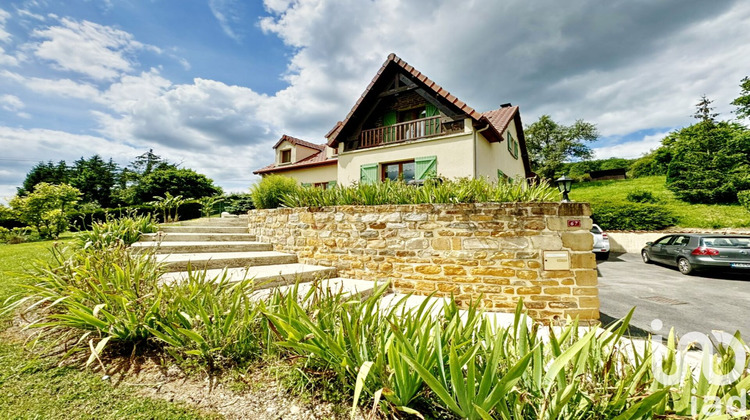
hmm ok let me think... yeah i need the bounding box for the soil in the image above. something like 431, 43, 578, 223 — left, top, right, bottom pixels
1, 316, 359, 420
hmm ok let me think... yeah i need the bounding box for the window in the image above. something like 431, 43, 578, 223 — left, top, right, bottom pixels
280, 149, 292, 163
672, 235, 691, 246
313, 182, 328, 189
507, 132, 519, 159
654, 236, 674, 245
382, 160, 415, 182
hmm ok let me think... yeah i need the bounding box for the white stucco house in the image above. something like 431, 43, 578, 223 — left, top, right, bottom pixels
254, 53, 533, 185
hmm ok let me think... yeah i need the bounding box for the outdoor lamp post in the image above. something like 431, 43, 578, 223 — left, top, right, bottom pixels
555, 175, 574, 203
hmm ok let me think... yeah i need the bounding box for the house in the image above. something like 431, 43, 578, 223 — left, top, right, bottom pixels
588, 168, 627, 181
254, 53, 533, 185
253, 135, 337, 187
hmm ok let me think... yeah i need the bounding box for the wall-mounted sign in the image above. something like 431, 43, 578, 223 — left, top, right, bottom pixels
567, 219, 581, 227
543, 251, 571, 271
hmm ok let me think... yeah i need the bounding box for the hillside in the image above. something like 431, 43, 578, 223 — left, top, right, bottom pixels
569, 176, 750, 229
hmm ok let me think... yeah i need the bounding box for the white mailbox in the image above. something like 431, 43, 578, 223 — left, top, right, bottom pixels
543, 251, 571, 271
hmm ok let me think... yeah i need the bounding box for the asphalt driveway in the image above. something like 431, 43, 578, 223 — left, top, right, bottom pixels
597, 253, 750, 339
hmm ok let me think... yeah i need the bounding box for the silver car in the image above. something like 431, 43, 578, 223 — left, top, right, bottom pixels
641, 234, 750, 275
591, 224, 610, 260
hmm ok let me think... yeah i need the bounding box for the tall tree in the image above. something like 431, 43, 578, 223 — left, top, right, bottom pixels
18, 160, 70, 195
665, 98, 750, 204
693, 94, 719, 122
524, 115, 599, 180
732, 76, 750, 120
69, 155, 120, 208
133, 167, 222, 203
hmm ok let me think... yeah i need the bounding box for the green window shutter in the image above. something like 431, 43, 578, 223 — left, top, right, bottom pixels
425, 103, 439, 117
424, 103, 439, 135
497, 169, 508, 181
383, 111, 397, 126
415, 156, 437, 180
327, 180, 337, 189
360, 163, 378, 184
383, 111, 397, 143
513, 140, 519, 159
301, 183, 311, 187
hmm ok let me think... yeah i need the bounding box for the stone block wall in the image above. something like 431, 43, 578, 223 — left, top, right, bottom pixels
248, 202, 598, 323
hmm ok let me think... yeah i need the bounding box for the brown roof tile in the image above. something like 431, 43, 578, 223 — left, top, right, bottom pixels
253, 149, 337, 175
273, 134, 325, 151
327, 53, 486, 146
482, 105, 519, 137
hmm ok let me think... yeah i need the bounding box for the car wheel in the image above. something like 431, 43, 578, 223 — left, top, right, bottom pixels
677, 258, 693, 275
642, 251, 652, 264
600, 251, 610, 261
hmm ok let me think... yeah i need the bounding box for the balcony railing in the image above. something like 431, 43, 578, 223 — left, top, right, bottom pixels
359, 116, 446, 149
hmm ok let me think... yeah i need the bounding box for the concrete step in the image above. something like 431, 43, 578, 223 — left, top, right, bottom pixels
159, 226, 248, 234
157, 251, 298, 272
160, 263, 337, 287
163, 217, 248, 227
140, 233, 257, 242
132, 241, 272, 253
251, 278, 380, 301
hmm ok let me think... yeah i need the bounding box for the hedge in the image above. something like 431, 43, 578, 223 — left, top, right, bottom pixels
68, 202, 202, 231
592, 203, 677, 231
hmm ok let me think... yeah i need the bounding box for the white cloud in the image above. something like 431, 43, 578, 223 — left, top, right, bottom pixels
16, 9, 46, 22
30, 17, 161, 80
0, 8, 11, 43
209, 0, 243, 42
593, 131, 672, 160
0, 70, 101, 101
0, 94, 24, 111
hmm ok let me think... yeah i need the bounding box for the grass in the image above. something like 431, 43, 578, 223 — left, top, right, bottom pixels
570, 176, 750, 229
0, 237, 221, 420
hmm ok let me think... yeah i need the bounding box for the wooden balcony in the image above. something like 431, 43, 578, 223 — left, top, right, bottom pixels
359, 116, 453, 149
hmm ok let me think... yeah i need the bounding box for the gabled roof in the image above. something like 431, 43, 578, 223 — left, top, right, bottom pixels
482, 105, 519, 137
326, 53, 506, 147
254, 135, 336, 175
273, 134, 325, 151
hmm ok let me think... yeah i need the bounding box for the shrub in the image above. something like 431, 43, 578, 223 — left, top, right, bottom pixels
592, 203, 677, 230
4, 240, 266, 369
74, 214, 158, 249
740, 190, 750, 212
0, 226, 31, 244
223, 193, 254, 214
250, 175, 299, 209
626, 189, 659, 204
9, 183, 81, 238
280, 178, 558, 207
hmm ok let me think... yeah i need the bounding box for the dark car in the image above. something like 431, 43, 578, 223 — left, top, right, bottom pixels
641, 234, 750, 275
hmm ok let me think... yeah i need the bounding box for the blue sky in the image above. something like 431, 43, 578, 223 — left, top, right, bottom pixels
1, 0, 749, 202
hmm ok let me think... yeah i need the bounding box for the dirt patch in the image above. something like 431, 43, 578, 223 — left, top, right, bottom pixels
1, 315, 357, 420
112, 359, 354, 420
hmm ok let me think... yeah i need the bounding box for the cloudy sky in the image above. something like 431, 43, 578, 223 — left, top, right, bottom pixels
1, 0, 749, 202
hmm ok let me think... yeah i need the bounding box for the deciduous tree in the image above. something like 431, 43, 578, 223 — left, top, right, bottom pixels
524, 115, 599, 180
10, 183, 81, 238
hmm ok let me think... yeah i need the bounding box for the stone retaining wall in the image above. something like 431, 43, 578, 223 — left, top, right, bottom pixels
248, 202, 598, 323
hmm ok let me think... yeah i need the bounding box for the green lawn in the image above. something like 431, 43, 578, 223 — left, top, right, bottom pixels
570, 176, 750, 229
0, 238, 221, 420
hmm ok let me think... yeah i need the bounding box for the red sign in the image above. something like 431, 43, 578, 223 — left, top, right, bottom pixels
567, 219, 581, 227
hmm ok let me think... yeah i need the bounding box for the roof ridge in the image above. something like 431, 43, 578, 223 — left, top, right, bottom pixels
273, 134, 326, 151
327, 53, 487, 146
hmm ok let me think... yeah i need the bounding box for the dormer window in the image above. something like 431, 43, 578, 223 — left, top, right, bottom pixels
281, 149, 292, 164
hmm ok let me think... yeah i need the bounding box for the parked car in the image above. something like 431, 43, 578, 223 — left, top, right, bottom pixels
590, 224, 610, 260
641, 234, 750, 275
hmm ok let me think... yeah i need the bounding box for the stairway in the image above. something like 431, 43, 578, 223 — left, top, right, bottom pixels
133, 217, 526, 330
133, 216, 377, 296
